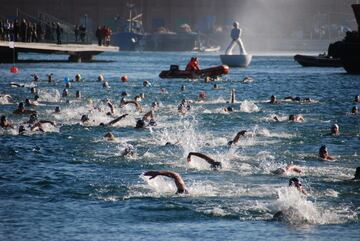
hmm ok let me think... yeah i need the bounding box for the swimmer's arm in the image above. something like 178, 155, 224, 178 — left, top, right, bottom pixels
230, 130, 247, 145
142, 110, 154, 121
107, 114, 128, 126
107, 101, 115, 114
187, 152, 217, 166
38, 120, 56, 126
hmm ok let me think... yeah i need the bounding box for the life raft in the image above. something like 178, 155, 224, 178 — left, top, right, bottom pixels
159, 65, 229, 79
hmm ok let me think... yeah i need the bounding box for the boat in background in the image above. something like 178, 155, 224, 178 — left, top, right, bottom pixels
294, 54, 342, 67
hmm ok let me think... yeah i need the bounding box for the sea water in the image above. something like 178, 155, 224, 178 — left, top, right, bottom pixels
0, 51, 359, 240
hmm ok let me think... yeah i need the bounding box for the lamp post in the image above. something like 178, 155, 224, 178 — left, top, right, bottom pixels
84, 14, 88, 42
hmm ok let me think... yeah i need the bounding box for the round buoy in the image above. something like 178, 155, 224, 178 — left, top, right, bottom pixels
121, 75, 128, 82
10, 66, 18, 74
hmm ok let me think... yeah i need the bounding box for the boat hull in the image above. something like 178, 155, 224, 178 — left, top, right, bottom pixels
220, 54, 252, 67
294, 54, 342, 67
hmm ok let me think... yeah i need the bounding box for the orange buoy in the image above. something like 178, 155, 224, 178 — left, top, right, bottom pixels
10, 66, 18, 74
121, 75, 128, 82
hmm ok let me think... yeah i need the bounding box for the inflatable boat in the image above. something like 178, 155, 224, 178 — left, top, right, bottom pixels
159, 65, 229, 79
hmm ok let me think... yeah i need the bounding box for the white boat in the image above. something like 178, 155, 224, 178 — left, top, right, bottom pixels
220, 54, 252, 67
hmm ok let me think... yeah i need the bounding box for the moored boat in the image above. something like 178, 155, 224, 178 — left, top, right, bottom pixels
294, 54, 342, 67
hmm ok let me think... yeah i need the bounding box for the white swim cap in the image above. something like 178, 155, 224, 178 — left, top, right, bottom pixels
233, 21, 239, 27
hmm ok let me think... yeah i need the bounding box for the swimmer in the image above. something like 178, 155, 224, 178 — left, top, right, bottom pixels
25, 98, 38, 107
272, 164, 302, 175
76, 90, 81, 99
178, 99, 191, 114
289, 177, 307, 195
103, 81, 109, 88
143, 80, 151, 87
352, 167, 360, 180
30, 87, 37, 94
31, 74, 39, 82
199, 91, 206, 101
54, 106, 61, 113
104, 132, 116, 141
81, 114, 90, 124
122, 144, 135, 157
181, 85, 186, 91
187, 152, 222, 170
354, 95, 360, 103
98, 74, 104, 82
230, 89, 236, 104
213, 84, 220, 90
10, 82, 25, 88
65, 82, 71, 88
223, 106, 234, 113
142, 110, 155, 121
120, 97, 142, 112
289, 114, 304, 123
284, 96, 313, 102
13, 102, 37, 115
330, 124, 340, 136
62, 89, 69, 97
99, 114, 128, 126
242, 76, 253, 83
351, 106, 358, 114
18, 125, 26, 134
47, 73, 54, 82
228, 130, 247, 145
144, 170, 188, 194
160, 88, 168, 94
273, 115, 280, 122
0, 115, 13, 128
319, 145, 335, 161
269, 95, 277, 104
75, 73, 81, 82
24, 114, 56, 132
121, 91, 128, 97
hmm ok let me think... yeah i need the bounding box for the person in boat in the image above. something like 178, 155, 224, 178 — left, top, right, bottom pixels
0, 115, 13, 128
289, 177, 307, 195
144, 170, 188, 194
272, 164, 302, 175
187, 152, 222, 170
185, 57, 200, 72
351, 106, 358, 114
289, 114, 304, 123
225, 21, 246, 55
269, 95, 278, 104
330, 124, 340, 136
354, 95, 360, 103
319, 145, 335, 161
228, 130, 247, 146
13, 102, 36, 115
352, 167, 360, 180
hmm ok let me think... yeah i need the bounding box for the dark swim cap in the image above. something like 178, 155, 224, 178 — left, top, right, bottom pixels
136, 119, 145, 128
289, 177, 301, 186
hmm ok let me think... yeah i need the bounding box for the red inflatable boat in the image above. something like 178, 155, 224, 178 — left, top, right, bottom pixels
159, 65, 229, 79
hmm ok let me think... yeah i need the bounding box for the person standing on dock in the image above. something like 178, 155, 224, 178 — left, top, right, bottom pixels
56, 22, 62, 45
96, 26, 102, 46
225, 21, 246, 55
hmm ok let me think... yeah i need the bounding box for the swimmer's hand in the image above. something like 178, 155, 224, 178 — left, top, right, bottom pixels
187, 154, 191, 162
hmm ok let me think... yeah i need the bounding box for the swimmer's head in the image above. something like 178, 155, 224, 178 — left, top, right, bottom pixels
104, 132, 115, 141
31, 87, 37, 94
289, 177, 301, 188
211, 161, 222, 170
355, 95, 360, 102
270, 95, 276, 103
75, 73, 81, 81
181, 85, 185, 91
136, 119, 146, 128
121, 91, 128, 97
25, 99, 31, 105
226, 106, 233, 112
289, 115, 295, 121
233, 21, 239, 28
29, 113, 38, 123
319, 145, 328, 158
331, 124, 339, 134
18, 102, 25, 110
149, 119, 156, 126
0, 115, 6, 123
54, 106, 60, 113
352, 106, 358, 114
81, 114, 90, 123
65, 82, 71, 88
34, 95, 39, 101
98, 74, 104, 81
354, 167, 360, 179
18, 125, 26, 134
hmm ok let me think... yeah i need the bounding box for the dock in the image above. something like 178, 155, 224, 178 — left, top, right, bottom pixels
0, 41, 119, 63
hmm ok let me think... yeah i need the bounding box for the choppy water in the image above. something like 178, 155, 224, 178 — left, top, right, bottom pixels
0, 52, 359, 241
